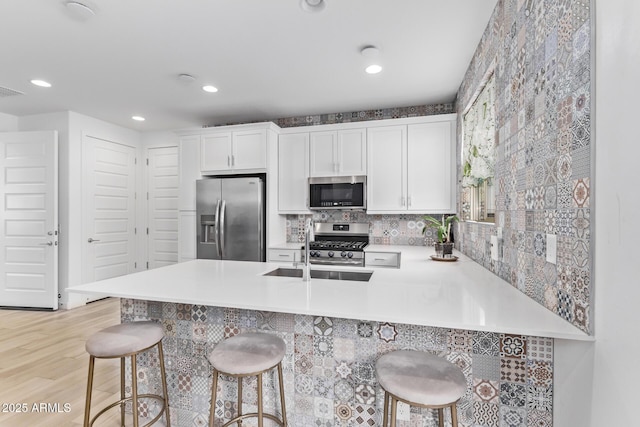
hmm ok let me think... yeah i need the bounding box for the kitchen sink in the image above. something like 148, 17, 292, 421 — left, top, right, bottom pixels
263, 268, 373, 282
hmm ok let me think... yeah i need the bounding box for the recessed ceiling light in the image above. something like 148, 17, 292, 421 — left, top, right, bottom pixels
361, 46, 379, 57
31, 79, 52, 88
300, 0, 326, 13
365, 64, 382, 74
202, 85, 218, 93
132, 116, 145, 122
65, 1, 96, 20
178, 73, 196, 83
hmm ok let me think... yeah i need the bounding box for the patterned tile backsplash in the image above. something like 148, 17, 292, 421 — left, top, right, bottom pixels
455, 0, 593, 334
285, 212, 450, 247
123, 299, 554, 427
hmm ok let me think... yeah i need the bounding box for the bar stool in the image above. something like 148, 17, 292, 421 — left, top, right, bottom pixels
375, 350, 466, 427
207, 332, 287, 427
83, 321, 170, 427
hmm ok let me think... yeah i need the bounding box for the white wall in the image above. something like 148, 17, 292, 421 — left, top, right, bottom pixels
140, 130, 179, 266
592, 0, 640, 424
0, 112, 18, 131
66, 112, 142, 307
20, 111, 143, 308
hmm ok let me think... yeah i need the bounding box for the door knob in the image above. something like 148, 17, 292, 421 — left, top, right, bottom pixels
40, 241, 53, 246
87, 238, 101, 243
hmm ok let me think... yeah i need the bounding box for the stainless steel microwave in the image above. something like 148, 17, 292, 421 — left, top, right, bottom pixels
308, 176, 366, 210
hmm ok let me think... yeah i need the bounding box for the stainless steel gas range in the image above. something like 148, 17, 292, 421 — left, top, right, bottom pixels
305, 222, 369, 267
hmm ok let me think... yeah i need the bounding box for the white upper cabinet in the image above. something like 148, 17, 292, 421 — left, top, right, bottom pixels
407, 121, 454, 212
367, 115, 455, 214
178, 134, 201, 211
201, 129, 267, 173
309, 128, 366, 176
278, 132, 309, 213
366, 125, 407, 212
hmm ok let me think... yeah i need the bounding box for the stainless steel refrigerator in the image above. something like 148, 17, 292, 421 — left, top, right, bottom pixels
196, 176, 265, 261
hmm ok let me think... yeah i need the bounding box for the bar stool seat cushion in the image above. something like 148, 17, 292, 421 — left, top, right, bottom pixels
376, 350, 466, 407
85, 321, 165, 358
208, 332, 286, 375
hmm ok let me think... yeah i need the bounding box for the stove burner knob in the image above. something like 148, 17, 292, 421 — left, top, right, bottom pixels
347, 252, 353, 258
340, 251, 347, 258
328, 251, 334, 258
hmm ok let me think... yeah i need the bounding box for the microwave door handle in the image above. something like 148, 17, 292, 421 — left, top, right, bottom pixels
219, 199, 226, 258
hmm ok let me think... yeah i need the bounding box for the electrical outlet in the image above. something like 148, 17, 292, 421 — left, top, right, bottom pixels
546, 234, 557, 264
491, 235, 500, 261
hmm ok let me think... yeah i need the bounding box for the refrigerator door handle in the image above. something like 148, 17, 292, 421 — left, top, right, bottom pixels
214, 199, 221, 257
219, 199, 227, 258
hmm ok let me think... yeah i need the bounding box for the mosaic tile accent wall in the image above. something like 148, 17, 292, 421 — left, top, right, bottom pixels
122, 299, 554, 427
274, 104, 455, 128
455, 0, 593, 334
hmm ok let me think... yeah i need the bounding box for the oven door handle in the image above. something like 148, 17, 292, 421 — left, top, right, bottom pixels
309, 258, 365, 266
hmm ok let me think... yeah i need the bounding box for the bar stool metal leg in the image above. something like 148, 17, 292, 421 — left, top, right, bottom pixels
238, 377, 243, 426
120, 357, 126, 427
157, 341, 171, 427
131, 355, 139, 427
390, 396, 397, 427
384, 392, 390, 426
257, 373, 264, 427
450, 404, 458, 427
83, 356, 96, 427
209, 370, 219, 427
277, 363, 287, 426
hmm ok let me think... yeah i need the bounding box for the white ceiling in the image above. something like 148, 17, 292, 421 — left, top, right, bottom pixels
0, 0, 497, 132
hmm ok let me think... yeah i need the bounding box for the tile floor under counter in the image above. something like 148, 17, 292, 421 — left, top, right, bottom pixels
123, 299, 554, 427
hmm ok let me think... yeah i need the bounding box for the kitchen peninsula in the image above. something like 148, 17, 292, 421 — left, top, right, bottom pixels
71, 246, 589, 426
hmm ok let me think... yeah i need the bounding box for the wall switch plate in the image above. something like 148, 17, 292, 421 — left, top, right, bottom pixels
546, 234, 557, 264
491, 235, 499, 261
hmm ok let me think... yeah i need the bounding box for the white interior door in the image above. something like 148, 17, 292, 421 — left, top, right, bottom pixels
82, 136, 136, 286
0, 131, 58, 309
147, 146, 179, 269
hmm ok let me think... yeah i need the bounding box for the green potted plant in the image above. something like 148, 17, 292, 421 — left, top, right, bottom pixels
421, 214, 459, 259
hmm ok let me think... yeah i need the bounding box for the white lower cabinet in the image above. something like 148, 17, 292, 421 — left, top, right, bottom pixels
268, 248, 301, 264
179, 211, 196, 262
365, 251, 401, 268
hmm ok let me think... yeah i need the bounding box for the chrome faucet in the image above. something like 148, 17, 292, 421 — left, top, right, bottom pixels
303, 218, 313, 281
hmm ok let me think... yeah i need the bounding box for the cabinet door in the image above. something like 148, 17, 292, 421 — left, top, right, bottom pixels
179, 135, 201, 210
201, 132, 232, 172
366, 126, 407, 212
309, 131, 336, 176
407, 121, 454, 212
178, 211, 196, 262
233, 129, 267, 170
337, 128, 366, 175
278, 133, 309, 213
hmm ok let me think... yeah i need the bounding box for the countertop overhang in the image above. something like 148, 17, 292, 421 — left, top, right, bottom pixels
70, 247, 591, 341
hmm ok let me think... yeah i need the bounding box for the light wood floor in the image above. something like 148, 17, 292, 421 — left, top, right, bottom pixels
0, 298, 126, 426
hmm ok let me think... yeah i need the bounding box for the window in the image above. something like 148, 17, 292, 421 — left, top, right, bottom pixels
461, 74, 496, 223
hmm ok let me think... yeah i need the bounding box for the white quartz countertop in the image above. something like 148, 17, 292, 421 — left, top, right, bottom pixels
70, 246, 590, 341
